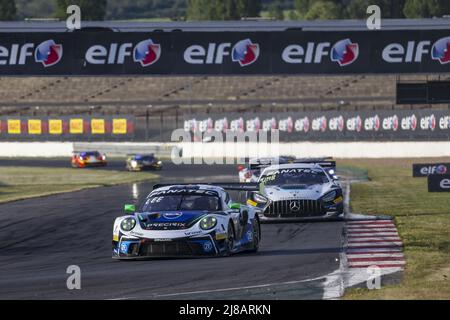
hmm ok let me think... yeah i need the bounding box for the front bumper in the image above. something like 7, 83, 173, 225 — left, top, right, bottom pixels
258, 200, 343, 220
127, 163, 162, 171
74, 160, 107, 167
258, 210, 343, 222
112, 235, 220, 259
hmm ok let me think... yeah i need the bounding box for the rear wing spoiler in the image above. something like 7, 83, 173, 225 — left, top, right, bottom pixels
152, 183, 260, 192
248, 156, 296, 170
293, 158, 335, 168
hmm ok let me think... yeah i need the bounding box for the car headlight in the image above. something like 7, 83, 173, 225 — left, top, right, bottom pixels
253, 193, 268, 204
322, 191, 337, 202
130, 160, 138, 168
121, 218, 136, 231
157, 160, 162, 165
199, 216, 217, 230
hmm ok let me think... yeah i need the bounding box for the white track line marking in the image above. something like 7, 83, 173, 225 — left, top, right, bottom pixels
153, 276, 328, 298
348, 260, 405, 266
346, 247, 403, 254
347, 253, 404, 258
348, 236, 401, 240
347, 228, 398, 232
347, 241, 402, 247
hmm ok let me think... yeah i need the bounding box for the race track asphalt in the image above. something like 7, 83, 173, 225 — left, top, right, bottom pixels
0, 161, 345, 299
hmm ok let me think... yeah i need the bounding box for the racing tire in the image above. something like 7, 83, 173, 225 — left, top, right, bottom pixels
249, 217, 261, 253
223, 222, 235, 256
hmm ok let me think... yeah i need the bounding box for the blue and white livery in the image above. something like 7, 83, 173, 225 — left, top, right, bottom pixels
113, 184, 261, 259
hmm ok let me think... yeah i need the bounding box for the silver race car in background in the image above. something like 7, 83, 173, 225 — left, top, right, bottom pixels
238, 156, 296, 182
246, 159, 344, 221
113, 184, 261, 259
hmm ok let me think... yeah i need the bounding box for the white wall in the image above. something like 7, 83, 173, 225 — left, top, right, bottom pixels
177, 141, 450, 159
2, 141, 450, 158
0, 142, 74, 157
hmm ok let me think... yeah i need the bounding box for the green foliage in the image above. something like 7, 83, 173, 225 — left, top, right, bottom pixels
404, 0, 450, 18
238, 0, 262, 17
187, 0, 261, 20
55, 0, 107, 21
295, 0, 310, 17
7, 0, 450, 21
268, 0, 284, 19
304, 1, 342, 20
15, 0, 55, 19
0, 0, 17, 21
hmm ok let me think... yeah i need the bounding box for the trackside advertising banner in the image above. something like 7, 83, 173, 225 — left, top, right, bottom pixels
0, 115, 134, 139
428, 174, 450, 192
183, 109, 450, 141
412, 163, 450, 177
3, 30, 450, 75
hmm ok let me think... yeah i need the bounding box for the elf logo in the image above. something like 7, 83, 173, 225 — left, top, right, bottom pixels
133, 39, 161, 67
0, 40, 62, 67
184, 39, 259, 66
282, 39, 359, 66
85, 39, 161, 66
35, 40, 63, 67
432, 37, 450, 64
331, 39, 359, 66
420, 165, 448, 175
382, 38, 450, 64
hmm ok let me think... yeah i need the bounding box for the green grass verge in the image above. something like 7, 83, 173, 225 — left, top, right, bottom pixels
339, 158, 450, 299
0, 167, 159, 204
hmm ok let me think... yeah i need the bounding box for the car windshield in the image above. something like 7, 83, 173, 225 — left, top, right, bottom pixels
141, 195, 221, 212
260, 169, 329, 186
140, 156, 155, 161
81, 151, 99, 157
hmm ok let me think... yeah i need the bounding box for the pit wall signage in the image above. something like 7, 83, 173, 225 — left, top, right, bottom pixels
413, 163, 450, 177
0, 116, 134, 138
428, 174, 450, 192
183, 109, 450, 141
3, 30, 450, 75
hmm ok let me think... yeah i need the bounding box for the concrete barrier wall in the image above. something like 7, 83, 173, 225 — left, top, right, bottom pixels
178, 141, 450, 159
73, 142, 177, 158
2, 141, 450, 158
0, 142, 74, 157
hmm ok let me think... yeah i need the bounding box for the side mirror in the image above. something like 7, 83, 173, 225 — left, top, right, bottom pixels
124, 204, 136, 214
230, 203, 241, 210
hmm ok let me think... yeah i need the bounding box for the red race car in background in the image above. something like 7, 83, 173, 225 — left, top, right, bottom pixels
71, 151, 107, 168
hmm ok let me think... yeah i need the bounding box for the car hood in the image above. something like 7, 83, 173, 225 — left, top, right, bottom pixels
136, 210, 209, 230
262, 184, 333, 201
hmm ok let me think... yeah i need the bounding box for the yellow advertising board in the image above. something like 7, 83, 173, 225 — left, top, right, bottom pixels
70, 118, 83, 134
8, 119, 21, 134
28, 119, 42, 135
91, 119, 105, 134
48, 119, 63, 135
112, 118, 127, 134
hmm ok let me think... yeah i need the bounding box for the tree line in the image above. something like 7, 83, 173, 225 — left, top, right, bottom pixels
1, 0, 450, 21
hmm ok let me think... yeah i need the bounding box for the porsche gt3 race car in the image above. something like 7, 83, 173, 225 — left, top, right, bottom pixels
126, 154, 162, 171
247, 161, 344, 221
71, 151, 107, 168
112, 184, 261, 259
238, 156, 296, 182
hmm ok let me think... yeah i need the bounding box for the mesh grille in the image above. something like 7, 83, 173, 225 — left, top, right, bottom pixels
263, 200, 325, 217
